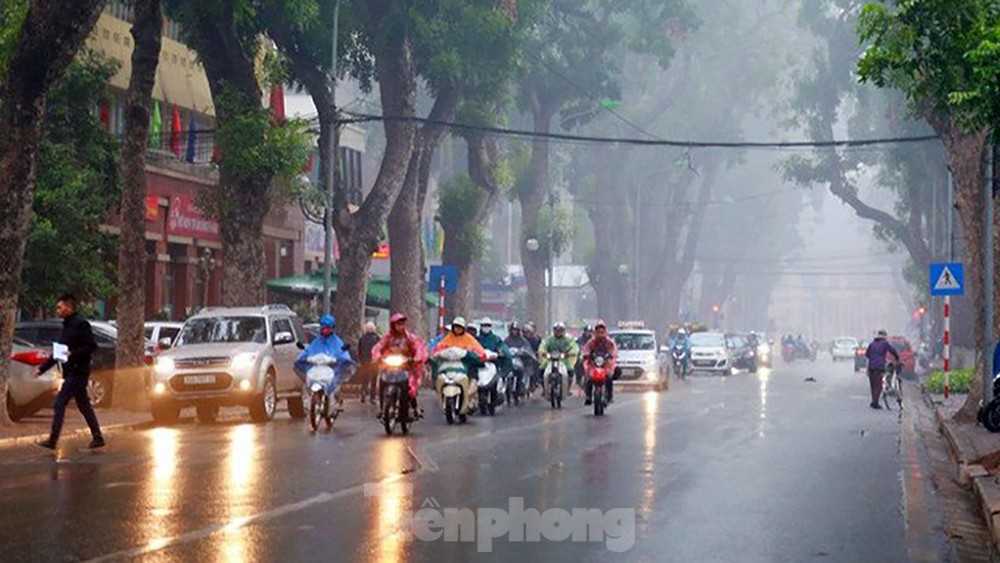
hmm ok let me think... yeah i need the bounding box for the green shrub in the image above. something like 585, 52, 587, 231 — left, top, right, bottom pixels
925, 369, 976, 394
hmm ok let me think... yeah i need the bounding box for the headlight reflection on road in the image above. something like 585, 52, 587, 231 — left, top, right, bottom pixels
223, 424, 258, 562
640, 391, 659, 523
757, 369, 770, 439
373, 441, 411, 563
144, 428, 179, 549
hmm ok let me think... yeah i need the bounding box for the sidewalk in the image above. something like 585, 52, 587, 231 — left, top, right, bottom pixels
927, 389, 1000, 557
0, 408, 151, 447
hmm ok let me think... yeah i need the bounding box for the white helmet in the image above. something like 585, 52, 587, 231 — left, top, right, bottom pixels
452, 316, 467, 328
677, 328, 687, 336
480, 317, 493, 327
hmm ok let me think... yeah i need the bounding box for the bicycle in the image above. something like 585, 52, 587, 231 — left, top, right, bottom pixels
881, 361, 903, 410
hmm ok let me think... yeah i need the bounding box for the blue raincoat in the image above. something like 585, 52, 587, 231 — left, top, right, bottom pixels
294, 333, 354, 395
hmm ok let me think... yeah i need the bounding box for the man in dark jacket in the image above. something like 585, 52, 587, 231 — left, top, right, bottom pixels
357, 321, 381, 403
865, 329, 900, 410
36, 294, 104, 449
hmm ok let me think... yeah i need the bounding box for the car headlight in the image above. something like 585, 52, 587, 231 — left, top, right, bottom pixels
231, 353, 257, 371
154, 357, 175, 377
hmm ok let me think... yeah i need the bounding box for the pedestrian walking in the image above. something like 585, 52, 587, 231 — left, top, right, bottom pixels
36, 293, 105, 449
864, 329, 900, 410
357, 321, 381, 403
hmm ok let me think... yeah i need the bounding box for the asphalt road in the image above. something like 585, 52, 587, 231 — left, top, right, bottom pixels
0, 358, 952, 562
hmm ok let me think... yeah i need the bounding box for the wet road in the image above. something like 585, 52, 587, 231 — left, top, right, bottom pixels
0, 360, 948, 562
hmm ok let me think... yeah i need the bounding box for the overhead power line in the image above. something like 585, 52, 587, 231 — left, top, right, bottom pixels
340, 111, 939, 150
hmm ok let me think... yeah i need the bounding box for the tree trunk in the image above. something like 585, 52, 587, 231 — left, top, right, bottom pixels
389, 88, 458, 335
0, 0, 107, 426
519, 106, 555, 327
115, 0, 163, 411
333, 34, 417, 348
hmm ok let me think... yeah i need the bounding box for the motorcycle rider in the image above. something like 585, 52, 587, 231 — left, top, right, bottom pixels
672, 327, 691, 376
864, 329, 900, 409
357, 321, 381, 403
582, 320, 618, 406
539, 322, 580, 400
575, 325, 594, 386
505, 321, 537, 381
371, 313, 428, 417
294, 314, 354, 397
523, 321, 542, 355
477, 317, 511, 372
432, 317, 487, 361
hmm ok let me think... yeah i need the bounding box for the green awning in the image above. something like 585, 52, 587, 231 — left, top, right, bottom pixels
267, 270, 438, 308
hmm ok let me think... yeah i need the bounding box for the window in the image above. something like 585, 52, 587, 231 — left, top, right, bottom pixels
177, 317, 268, 345
611, 333, 655, 351
271, 318, 294, 342
161, 327, 181, 342
144, 327, 154, 340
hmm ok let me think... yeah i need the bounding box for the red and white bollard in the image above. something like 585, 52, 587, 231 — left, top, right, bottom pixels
944, 296, 951, 399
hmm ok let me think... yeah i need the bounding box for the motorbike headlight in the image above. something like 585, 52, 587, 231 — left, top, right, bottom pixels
154, 357, 175, 377
383, 355, 406, 368
231, 353, 257, 370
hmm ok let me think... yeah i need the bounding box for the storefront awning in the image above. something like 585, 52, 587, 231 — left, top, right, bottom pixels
267, 270, 438, 309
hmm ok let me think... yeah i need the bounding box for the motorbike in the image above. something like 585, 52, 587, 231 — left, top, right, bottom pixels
782, 343, 794, 363
506, 347, 534, 406
304, 353, 343, 432
589, 352, 612, 416
979, 373, 1000, 432
433, 347, 478, 424
477, 350, 503, 416
377, 353, 415, 435
544, 351, 571, 409
671, 344, 689, 379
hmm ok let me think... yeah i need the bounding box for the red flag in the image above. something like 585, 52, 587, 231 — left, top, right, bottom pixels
170, 106, 182, 157
270, 85, 285, 124
100, 103, 110, 130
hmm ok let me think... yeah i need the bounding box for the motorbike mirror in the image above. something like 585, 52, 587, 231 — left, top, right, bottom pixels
296, 342, 306, 350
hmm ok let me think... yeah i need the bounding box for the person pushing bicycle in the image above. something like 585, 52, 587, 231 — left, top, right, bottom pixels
864, 329, 899, 410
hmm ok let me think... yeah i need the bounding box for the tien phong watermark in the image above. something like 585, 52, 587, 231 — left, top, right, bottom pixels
364, 482, 636, 553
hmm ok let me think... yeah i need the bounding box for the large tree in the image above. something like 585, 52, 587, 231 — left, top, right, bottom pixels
115, 0, 164, 410
855, 0, 995, 420
165, 0, 310, 307
0, 0, 108, 425
516, 0, 691, 328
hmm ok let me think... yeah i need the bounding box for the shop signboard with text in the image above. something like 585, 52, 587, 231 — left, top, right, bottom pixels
167, 195, 220, 241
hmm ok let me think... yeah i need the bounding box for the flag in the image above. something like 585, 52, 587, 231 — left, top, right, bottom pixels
99, 103, 110, 130
170, 106, 182, 157
423, 219, 433, 254
150, 100, 162, 148
185, 112, 196, 163
269, 84, 285, 124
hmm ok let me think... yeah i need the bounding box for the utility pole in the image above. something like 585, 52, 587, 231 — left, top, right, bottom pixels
322, 0, 341, 316
633, 183, 641, 320
547, 186, 555, 329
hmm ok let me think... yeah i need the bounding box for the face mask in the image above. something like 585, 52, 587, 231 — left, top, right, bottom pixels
482, 327, 492, 334
321, 328, 334, 338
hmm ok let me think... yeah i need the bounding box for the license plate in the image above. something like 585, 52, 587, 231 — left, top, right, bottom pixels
184, 375, 215, 385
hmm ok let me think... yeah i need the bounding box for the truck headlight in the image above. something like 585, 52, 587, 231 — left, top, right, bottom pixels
154, 357, 175, 377
231, 353, 257, 370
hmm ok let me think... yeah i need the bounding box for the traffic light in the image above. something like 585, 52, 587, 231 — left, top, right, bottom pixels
712, 304, 720, 313
918, 306, 926, 316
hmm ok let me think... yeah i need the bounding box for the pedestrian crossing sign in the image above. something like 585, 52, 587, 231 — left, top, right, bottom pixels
930, 262, 964, 296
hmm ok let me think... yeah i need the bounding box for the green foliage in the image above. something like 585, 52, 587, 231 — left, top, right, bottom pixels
210, 88, 311, 209
857, 0, 1000, 134
21, 54, 121, 314
534, 203, 573, 261
438, 175, 487, 264
0, 0, 26, 76
925, 369, 976, 394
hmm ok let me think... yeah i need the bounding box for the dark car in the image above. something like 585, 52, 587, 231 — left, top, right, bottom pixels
726, 333, 758, 373
14, 320, 150, 409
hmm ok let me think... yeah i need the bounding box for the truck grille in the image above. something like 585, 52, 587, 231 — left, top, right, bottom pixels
174, 357, 231, 370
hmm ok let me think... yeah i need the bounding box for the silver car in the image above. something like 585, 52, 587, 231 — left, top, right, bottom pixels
149, 305, 306, 424
5, 337, 61, 421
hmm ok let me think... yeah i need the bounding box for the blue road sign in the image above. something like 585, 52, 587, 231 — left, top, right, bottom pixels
930, 262, 964, 296
428, 265, 458, 295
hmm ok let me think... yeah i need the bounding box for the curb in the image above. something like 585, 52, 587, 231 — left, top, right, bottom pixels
0, 418, 154, 448
925, 385, 1000, 548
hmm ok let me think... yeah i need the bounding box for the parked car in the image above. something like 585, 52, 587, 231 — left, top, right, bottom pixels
832, 337, 860, 362
149, 304, 307, 424
13, 320, 145, 409
145, 322, 184, 352
4, 337, 62, 421
689, 332, 732, 375
888, 336, 917, 377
